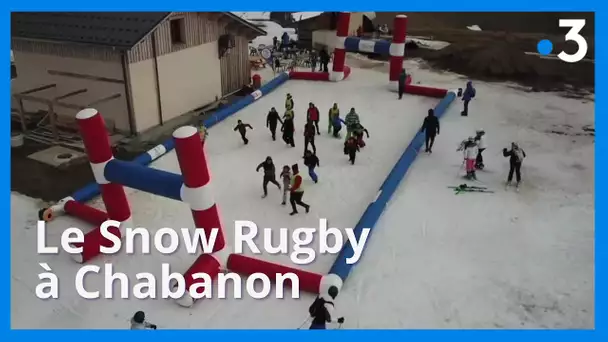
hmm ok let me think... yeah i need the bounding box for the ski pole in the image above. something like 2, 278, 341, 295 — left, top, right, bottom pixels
297, 317, 311, 330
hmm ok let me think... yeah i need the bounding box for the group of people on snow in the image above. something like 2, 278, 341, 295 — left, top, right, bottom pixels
249, 94, 371, 215
418, 80, 526, 188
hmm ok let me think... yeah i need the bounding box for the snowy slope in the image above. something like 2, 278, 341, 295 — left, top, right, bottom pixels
11, 67, 436, 329
336, 58, 594, 329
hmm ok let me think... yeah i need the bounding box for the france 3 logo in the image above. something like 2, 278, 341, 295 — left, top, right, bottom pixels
537, 19, 589, 63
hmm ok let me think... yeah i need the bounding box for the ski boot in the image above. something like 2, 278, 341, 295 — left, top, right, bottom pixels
475, 163, 484, 170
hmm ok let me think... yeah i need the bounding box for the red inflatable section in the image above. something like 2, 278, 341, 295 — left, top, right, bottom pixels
70, 224, 122, 264
176, 254, 221, 307
64, 200, 108, 226
226, 253, 322, 294
289, 65, 352, 82
405, 84, 447, 98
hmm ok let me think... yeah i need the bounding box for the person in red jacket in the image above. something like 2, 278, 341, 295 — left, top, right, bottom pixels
303, 119, 317, 156
289, 164, 310, 215
307, 102, 320, 135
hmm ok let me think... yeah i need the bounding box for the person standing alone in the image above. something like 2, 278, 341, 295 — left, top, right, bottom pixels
420, 108, 440, 153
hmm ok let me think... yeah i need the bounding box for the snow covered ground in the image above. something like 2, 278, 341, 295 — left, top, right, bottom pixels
338, 57, 594, 329
11, 67, 437, 329
11, 54, 594, 329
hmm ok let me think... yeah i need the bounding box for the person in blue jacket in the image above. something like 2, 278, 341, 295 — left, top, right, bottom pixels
461, 81, 476, 116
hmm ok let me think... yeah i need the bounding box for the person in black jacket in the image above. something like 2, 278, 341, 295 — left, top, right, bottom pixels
234, 120, 253, 144
319, 48, 330, 73
420, 108, 440, 153
266, 107, 283, 141
256, 156, 281, 198
503, 142, 526, 188
303, 150, 319, 183
303, 119, 317, 156
398, 68, 407, 99
308, 285, 344, 329
281, 117, 295, 147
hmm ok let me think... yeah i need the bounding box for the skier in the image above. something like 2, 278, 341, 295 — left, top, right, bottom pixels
460, 137, 478, 180
344, 108, 360, 141
281, 115, 296, 147
266, 107, 283, 141
344, 136, 360, 165
328, 103, 340, 134
233, 119, 253, 145
307, 102, 320, 135
279, 165, 291, 205
308, 285, 345, 329
256, 156, 281, 198
461, 81, 476, 116
474, 128, 487, 169
398, 68, 407, 99
130, 311, 157, 330
285, 93, 294, 111
420, 108, 440, 153
353, 123, 370, 148
303, 119, 317, 155
303, 149, 320, 183
199, 124, 209, 146
503, 142, 526, 189
289, 163, 310, 215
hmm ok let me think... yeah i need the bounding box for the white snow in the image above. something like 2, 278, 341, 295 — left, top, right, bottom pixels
11, 55, 594, 329
467, 25, 483, 31
292, 12, 323, 22
250, 21, 297, 48
231, 12, 271, 21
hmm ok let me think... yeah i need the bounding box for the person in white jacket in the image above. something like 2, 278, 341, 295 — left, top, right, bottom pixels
463, 137, 479, 180
474, 129, 487, 169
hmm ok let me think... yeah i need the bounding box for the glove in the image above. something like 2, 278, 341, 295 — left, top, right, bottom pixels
503, 148, 508, 153
150, 324, 157, 330
337, 317, 345, 324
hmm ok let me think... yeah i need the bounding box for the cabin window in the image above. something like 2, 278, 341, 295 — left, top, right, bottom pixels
170, 18, 186, 44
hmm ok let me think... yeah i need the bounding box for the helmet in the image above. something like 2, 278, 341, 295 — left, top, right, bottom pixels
328, 285, 339, 299
133, 311, 145, 324
476, 128, 484, 133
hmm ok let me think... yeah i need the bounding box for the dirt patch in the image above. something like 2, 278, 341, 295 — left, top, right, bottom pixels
366, 27, 595, 93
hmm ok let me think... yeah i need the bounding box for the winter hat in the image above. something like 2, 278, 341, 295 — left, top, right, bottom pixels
476, 128, 484, 133
133, 311, 146, 324
428, 109, 434, 115
328, 285, 339, 299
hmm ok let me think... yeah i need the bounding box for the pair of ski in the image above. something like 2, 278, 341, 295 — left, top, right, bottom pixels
448, 184, 494, 195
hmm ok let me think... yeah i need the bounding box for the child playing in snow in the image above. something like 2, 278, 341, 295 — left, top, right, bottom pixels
303, 150, 320, 183
344, 136, 360, 165
279, 165, 291, 205
353, 123, 370, 148
461, 137, 478, 180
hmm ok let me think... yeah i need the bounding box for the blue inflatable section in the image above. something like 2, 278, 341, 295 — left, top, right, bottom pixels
69, 72, 290, 204
329, 91, 456, 281
344, 37, 391, 56
105, 160, 183, 201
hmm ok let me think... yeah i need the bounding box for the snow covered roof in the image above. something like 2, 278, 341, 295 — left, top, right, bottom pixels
231, 12, 271, 22
292, 12, 323, 22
